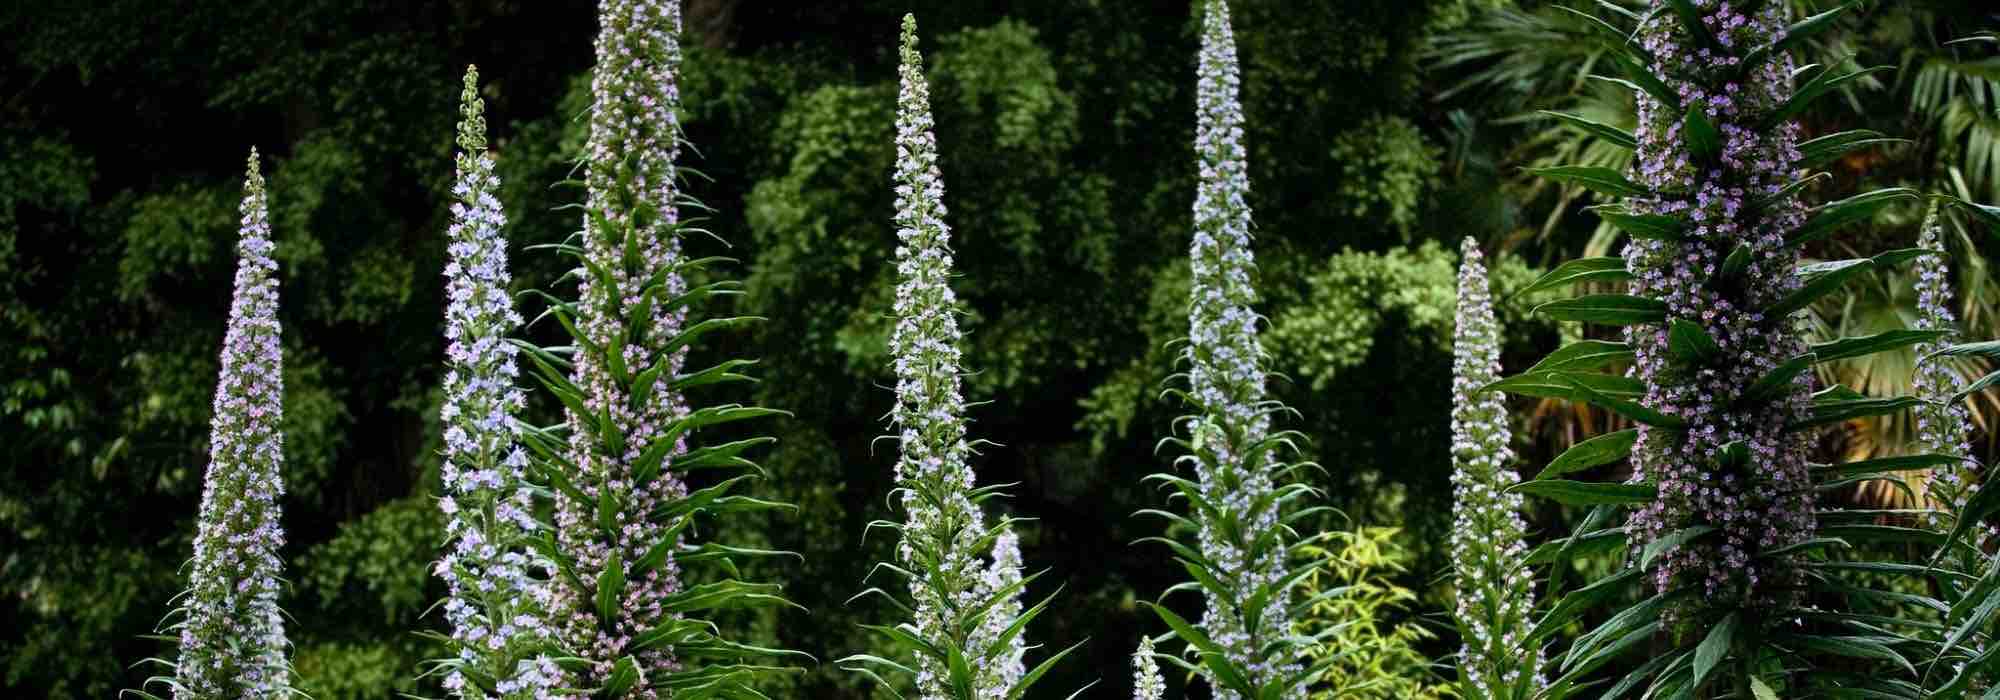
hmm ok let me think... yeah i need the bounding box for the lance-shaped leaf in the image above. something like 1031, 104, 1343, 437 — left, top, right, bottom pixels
1797, 129, 1906, 169
1767, 65, 1896, 129
1811, 329, 1950, 364
1767, 248, 1928, 317
1690, 613, 1739, 691
1683, 106, 1722, 161
1738, 3, 1856, 79
1488, 371, 1645, 402
1789, 188, 1920, 247
1592, 206, 1685, 241
1511, 479, 1658, 506
1519, 257, 1633, 296
1534, 294, 1668, 326
1540, 109, 1637, 150
1788, 395, 1928, 432
1564, 374, 1685, 428
1603, 48, 1680, 111
1666, 320, 1719, 365
1537, 429, 1639, 481
1640, 525, 1715, 570
1530, 165, 1650, 198
1522, 340, 1634, 375
1738, 353, 1816, 406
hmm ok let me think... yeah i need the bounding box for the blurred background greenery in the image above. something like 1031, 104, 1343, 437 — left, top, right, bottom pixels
3, 1, 1996, 697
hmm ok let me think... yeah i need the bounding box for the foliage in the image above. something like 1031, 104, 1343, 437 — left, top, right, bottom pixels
1296, 526, 1455, 700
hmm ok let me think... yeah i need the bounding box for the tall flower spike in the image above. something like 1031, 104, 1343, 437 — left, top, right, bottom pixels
553, 0, 692, 692
1913, 203, 1982, 538
1619, 0, 1817, 631
881, 14, 995, 698
169, 148, 290, 699
435, 64, 563, 699
1132, 636, 1166, 700
1449, 238, 1544, 698
1164, 0, 1304, 696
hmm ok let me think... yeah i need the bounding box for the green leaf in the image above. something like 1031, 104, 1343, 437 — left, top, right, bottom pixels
1534, 294, 1667, 326
1666, 0, 1718, 49
1593, 207, 1685, 241
597, 550, 626, 631
1604, 48, 1681, 111
1510, 479, 1657, 506
1930, 339, 2000, 360
1524, 340, 1634, 375
1564, 374, 1686, 428
1738, 353, 1816, 406
1776, 257, 1871, 316
1811, 329, 1950, 364
1526, 527, 1628, 566
1641, 525, 1715, 570
1739, 3, 1855, 79
1667, 320, 1719, 365
1529, 568, 1641, 646
1797, 129, 1906, 169
1691, 613, 1739, 691
602, 656, 640, 699
1530, 165, 1649, 198
1767, 65, 1895, 129
1683, 106, 1721, 161
1538, 429, 1639, 481
1778, 634, 1916, 677
1539, 110, 1637, 150
1750, 677, 1779, 700
1942, 468, 2000, 558
1488, 371, 1645, 402
1519, 257, 1633, 296
1789, 396, 1926, 432
1719, 244, 1753, 281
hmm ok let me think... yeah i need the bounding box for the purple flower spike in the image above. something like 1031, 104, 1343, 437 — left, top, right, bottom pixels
172, 148, 291, 700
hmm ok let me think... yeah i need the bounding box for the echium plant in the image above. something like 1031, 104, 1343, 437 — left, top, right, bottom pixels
1914, 200, 2000, 694
141, 149, 291, 700
430, 65, 563, 699
1912, 204, 1986, 544
514, 0, 801, 695
1140, 1, 1331, 697
1448, 237, 1543, 700
1503, 0, 1963, 695
840, 16, 1078, 699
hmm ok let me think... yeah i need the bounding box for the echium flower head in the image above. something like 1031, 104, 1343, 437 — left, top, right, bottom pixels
1132, 636, 1166, 700
552, 0, 693, 693
887, 14, 998, 698
1449, 238, 1545, 697
1911, 203, 1989, 547
435, 64, 563, 700
173, 147, 290, 700
1183, 0, 1298, 695
1621, 0, 1816, 630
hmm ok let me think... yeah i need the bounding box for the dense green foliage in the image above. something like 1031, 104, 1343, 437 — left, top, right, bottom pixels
3, 1, 1997, 698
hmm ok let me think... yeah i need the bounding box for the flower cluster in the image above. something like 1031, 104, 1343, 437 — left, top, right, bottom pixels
1620, 0, 1817, 627
1182, 1, 1298, 694
172, 148, 290, 699
1449, 238, 1544, 697
1131, 636, 1165, 700
1912, 205, 1982, 534
435, 65, 562, 699
972, 526, 1026, 695
552, 0, 693, 693
886, 15, 1009, 698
